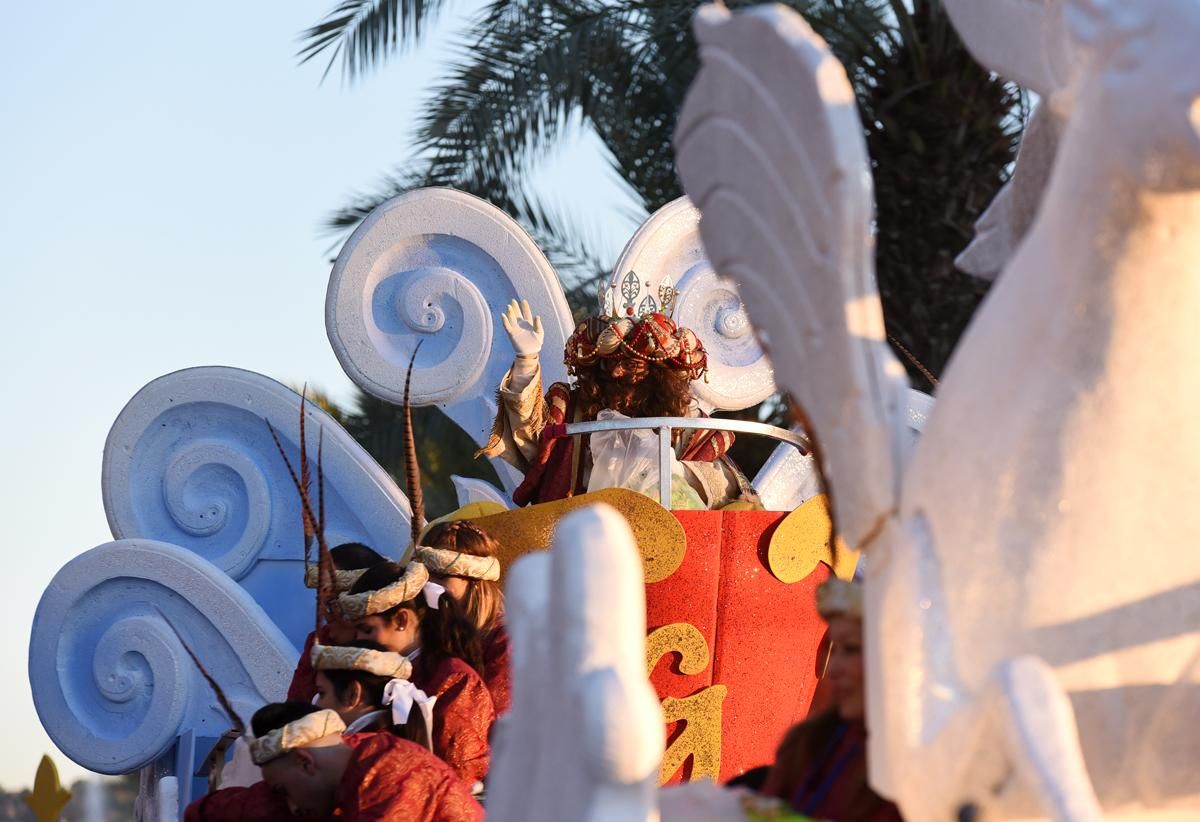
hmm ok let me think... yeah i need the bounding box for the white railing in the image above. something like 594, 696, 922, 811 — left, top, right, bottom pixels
560, 417, 809, 507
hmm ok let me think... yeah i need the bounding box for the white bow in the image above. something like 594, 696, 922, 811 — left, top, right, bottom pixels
422, 580, 446, 609
382, 679, 438, 749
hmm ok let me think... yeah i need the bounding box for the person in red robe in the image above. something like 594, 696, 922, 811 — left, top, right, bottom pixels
477, 296, 759, 508
287, 542, 386, 703
763, 579, 903, 821
415, 520, 510, 714
342, 560, 494, 788
251, 702, 481, 821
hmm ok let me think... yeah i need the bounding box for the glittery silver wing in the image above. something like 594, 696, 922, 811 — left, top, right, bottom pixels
676, 4, 909, 546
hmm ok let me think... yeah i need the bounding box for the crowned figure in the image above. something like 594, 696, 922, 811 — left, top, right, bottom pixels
477, 277, 760, 509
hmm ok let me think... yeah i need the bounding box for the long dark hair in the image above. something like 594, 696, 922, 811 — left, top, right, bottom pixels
349, 562, 485, 677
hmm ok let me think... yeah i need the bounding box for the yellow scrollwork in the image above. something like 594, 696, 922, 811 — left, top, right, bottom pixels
646, 622, 728, 782
767, 493, 860, 583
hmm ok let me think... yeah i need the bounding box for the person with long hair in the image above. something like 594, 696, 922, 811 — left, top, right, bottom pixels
287, 542, 386, 702
763, 578, 902, 821
477, 297, 759, 508
342, 560, 494, 788
415, 520, 510, 713
311, 639, 435, 749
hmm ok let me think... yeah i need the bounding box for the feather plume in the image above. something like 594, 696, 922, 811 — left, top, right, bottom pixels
299, 385, 314, 570
404, 341, 426, 546
266, 414, 336, 629
315, 426, 336, 625
179, 635, 245, 736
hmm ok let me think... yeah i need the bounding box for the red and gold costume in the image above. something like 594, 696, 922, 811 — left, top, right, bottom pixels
481, 622, 511, 714
184, 781, 291, 822
411, 655, 495, 785
337, 732, 483, 821
479, 311, 742, 506
184, 730, 482, 822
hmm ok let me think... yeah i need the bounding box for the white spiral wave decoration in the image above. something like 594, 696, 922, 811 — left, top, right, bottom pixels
29, 540, 294, 774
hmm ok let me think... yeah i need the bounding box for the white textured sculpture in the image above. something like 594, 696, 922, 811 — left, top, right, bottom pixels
102, 366, 412, 646
488, 503, 664, 822
326, 188, 791, 501
28, 540, 294, 775
608, 197, 775, 413
325, 187, 575, 491
677, 2, 1200, 820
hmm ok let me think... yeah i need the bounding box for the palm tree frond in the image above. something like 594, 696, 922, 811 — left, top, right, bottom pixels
298, 0, 449, 83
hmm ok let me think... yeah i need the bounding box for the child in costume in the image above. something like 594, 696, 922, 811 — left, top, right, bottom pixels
250, 703, 481, 821
311, 639, 436, 746
416, 520, 510, 714
288, 542, 386, 703
342, 560, 495, 789
479, 295, 758, 508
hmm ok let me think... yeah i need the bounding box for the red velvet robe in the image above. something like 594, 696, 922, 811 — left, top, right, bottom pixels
184, 734, 482, 822
481, 622, 511, 715
336, 732, 483, 821
184, 780, 293, 822
514, 383, 736, 505
411, 655, 495, 785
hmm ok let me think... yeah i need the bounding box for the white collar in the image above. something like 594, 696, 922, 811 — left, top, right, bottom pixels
344, 710, 389, 735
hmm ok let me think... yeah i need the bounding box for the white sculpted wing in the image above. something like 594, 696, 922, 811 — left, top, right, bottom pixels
608, 197, 775, 412
325, 187, 574, 490
675, 4, 909, 546
487, 504, 663, 822
942, 0, 1072, 98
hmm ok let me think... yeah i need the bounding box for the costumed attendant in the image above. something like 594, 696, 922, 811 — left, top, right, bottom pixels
763, 579, 903, 821
478, 295, 758, 508
250, 703, 481, 821
288, 542, 386, 702
311, 639, 437, 747
416, 520, 510, 713
342, 560, 494, 788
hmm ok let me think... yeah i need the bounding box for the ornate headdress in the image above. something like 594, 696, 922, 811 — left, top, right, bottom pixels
414, 544, 501, 581
564, 271, 709, 383
310, 643, 413, 680
816, 578, 863, 620
337, 560, 430, 620
304, 566, 367, 592
249, 709, 345, 766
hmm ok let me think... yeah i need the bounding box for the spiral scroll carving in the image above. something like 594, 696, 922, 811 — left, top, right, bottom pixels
368, 264, 493, 404
29, 540, 294, 774
326, 188, 575, 481
103, 367, 412, 584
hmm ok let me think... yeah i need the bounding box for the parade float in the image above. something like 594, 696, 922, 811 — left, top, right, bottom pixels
27, 0, 1200, 819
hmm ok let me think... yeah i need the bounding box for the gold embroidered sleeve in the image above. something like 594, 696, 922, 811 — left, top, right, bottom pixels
476, 361, 549, 469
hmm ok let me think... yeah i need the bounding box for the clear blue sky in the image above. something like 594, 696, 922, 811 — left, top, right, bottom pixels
1, 0, 637, 791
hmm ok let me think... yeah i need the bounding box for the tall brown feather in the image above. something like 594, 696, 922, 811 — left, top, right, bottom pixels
404, 341, 426, 547
178, 635, 245, 735
315, 426, 336, 626
266, 417, 334, 629
299, 385, 314, 567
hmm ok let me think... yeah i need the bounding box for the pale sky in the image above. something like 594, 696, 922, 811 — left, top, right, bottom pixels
1, 0, 637, 791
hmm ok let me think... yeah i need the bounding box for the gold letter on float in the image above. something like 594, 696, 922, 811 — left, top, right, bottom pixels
645, 623, 728, 782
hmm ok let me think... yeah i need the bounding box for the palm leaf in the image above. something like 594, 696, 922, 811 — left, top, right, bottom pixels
298, 0, 452, 82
